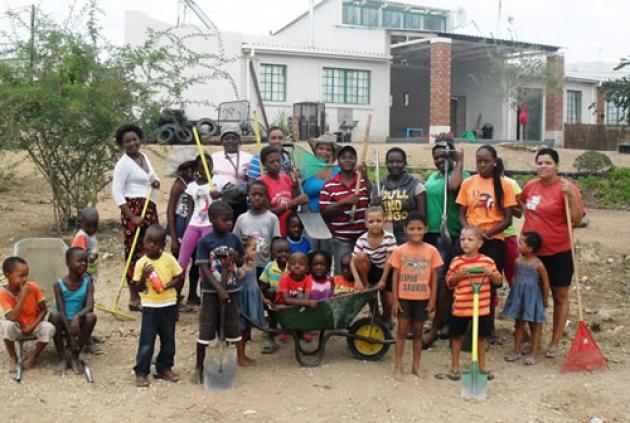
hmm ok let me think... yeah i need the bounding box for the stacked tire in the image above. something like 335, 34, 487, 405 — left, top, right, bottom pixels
155, 109, 217, 145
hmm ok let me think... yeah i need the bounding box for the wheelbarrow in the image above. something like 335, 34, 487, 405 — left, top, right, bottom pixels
246, 287, 394, 367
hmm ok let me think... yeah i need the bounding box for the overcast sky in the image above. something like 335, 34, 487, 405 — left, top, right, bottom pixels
1, 0, 627, 64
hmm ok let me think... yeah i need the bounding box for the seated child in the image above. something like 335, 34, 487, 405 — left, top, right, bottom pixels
502, 232, 550, 365
446, 225, 502, 381
259, 237, 290, 353
333, 253, 357, 295
71, 207, 99, 281
309, 251, 334, 301
388, 212, 443, 381
237, 236, 265, 367
192, 201, 244, 384
0, 257, 56, 371
275, 252, 316, 309
286, 212, 312, 255
132, 225, 184, 387
49, 247, 97, 375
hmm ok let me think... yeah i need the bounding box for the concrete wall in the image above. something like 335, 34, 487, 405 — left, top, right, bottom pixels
564, 81, 598, 124
389, 67, 429, 138
274, 0, 389, 54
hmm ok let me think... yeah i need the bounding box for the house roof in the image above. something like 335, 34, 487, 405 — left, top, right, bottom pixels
436, 32, 559, 52
242, 42, 391, 62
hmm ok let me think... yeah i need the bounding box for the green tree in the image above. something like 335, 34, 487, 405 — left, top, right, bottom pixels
0, 1, 234, 229
603, 57, 630, 123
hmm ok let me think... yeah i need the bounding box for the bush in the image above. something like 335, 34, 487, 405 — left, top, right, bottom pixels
574, 151, 613, 173
577, 166, 630, 208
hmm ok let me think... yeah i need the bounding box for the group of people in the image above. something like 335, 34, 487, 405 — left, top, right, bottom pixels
1, 121, 584, 386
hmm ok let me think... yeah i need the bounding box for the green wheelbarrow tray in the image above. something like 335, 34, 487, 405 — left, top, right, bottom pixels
277, 287, 378, 332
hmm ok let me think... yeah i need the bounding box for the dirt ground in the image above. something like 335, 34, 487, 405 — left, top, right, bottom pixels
0, 144, 629, 423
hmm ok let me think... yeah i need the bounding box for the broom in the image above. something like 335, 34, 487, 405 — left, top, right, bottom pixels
95, 188, 153, 320
561, 194, 607, 372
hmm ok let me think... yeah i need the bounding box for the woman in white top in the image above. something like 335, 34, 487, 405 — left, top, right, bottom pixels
210, 123, 252, 222
111, 124, 160, 311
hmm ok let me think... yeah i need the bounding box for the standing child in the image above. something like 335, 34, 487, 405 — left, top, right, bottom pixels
388, 212, 443, 381
309, 251, 334, 301
192, 201, 244, 384
237, 236, 265, 367
0, 257, 56, 371
178, 154, 229, 307
446, 226, 502, 381
286, 212, 312, 255
258, 145, 308, 237
350, 206, 397, 325
502, 232, 550, 365
333, 253, 356, 295
49, 247, 97, 375
247, 126, 290, 180
71, 207, 100, 281
132, 225, 183, 387
259, 237, 291, 353
232, 180, 281, 277
276, 252, 316, 309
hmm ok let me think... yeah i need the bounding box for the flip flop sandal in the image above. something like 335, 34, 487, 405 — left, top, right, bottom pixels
480, 370, 495, 380
504, 352, 522, 362
524, 356, 537, 366
446, 370, 461, 381
545, 346, 559, 358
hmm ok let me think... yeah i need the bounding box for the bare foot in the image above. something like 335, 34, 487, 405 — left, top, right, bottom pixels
7, 358, 17, 373
23, 356, 36, 370
412, 367, 428, 379
71, 358, 83, 375
190, 367, 203, 384
393, 368, 404, 382
238, 356, 256, 368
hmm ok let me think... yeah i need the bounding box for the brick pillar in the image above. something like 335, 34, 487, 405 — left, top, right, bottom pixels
544, 54, 565, 146
596, 87, 605, 124
429, 38, 451, 144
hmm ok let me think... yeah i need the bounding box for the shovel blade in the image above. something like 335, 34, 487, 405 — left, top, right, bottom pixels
460, 362, 488, 400
298, 211, 331, 240
203, 344, 237, 390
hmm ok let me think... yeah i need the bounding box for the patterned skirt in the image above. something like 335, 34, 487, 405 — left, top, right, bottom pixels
121, 197, 159, 281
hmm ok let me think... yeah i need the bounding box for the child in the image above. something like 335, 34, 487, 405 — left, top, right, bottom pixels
309, 251, 334, 301
132, 225, 183, 387
333, 253, 356, 295
233, 180, 281, 276
388, 212, 443, 381
178, 154, 228, 307
0, 257, 56, 371
166, 159, 195, 257
258, 145, 308, 237
259, 237, 290, 353
446, 225, 502, 381
71, 207, 100, 281
49, 247, 97, 375
351, 205, 397, 324
286, 212, 312, 254
247, 126, 289, 180
237, 236, 265, 367
276, 252, 316, 309
502, 232, 550, 365
192, 201, 244, 384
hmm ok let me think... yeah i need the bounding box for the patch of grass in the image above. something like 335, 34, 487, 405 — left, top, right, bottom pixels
576, 166, 630, 208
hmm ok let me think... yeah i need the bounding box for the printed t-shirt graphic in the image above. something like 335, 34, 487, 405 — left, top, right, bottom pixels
388, 243, 443, 300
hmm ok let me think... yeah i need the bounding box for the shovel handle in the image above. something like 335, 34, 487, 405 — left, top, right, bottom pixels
564, 194, 583, 321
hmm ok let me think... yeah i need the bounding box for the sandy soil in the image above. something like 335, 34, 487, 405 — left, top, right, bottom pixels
0, 145, 629, 423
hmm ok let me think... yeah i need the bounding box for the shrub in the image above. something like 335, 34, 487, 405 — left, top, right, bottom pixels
574, 151, 613, 173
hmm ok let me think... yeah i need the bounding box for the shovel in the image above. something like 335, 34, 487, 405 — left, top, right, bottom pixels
439, 147, 452, 253
285, 144, 332, 240
461, 268, 488, 400
204, 265, 237, 390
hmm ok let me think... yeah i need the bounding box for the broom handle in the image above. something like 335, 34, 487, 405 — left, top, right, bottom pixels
351, 114, 372, 221
253, 111, 264, 176
564, 194, 583, 321
192, 127, 215, 191
116, 189, 153, 302
471, 283, 480, 363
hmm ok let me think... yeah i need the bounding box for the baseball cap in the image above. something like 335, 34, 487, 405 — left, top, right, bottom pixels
220, 123, 242, 138
337, 144, 357, 159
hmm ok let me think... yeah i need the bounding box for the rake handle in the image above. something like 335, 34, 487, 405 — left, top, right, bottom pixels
253, 111, 264, 176
564, 194, 583, 321
350, 114, 372, 222
193, 127, 215, 190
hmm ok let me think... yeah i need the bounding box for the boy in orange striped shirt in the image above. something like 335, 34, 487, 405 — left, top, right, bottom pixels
446, 226, 502, 380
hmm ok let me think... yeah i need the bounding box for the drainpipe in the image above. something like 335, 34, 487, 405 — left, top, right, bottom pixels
308, 0, 314, 48
246, 48, 254, 105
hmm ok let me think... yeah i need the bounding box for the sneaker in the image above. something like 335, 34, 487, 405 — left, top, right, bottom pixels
278, 333, 290, 343
301, 332, 313, 342
261, 334, 279, 354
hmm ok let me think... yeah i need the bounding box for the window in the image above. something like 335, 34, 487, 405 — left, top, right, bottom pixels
605, 100, 625, 125
404, 13, 423, 30
323, 68, 370, 105
342, 3, 361, 25
566, 90, 582, 124
383, 9, 403, 28
426, 14, 446, 31
361, 6, 379, 26
260, 64, 286, 102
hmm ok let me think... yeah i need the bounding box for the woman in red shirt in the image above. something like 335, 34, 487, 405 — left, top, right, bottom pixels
520, 148, 584, 358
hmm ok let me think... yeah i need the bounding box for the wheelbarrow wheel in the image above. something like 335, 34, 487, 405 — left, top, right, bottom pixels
347, 317, 392, 361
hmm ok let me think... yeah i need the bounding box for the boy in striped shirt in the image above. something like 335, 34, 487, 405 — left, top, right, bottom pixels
446, 225, 502, 381
320, 145, 371, 274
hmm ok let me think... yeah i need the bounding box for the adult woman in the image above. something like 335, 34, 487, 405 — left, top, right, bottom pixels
375, 147, 426, 244
320, 145, 371, 273
423, 139, 467, 345
211, 123, 252, 221
520, 148, 583, 358
111, 124, 160, 311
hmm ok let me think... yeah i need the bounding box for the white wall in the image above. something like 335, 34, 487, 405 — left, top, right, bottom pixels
564, 81, 598, 124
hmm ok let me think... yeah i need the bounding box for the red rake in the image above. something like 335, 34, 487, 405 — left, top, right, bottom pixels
561, 194, 607, 373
